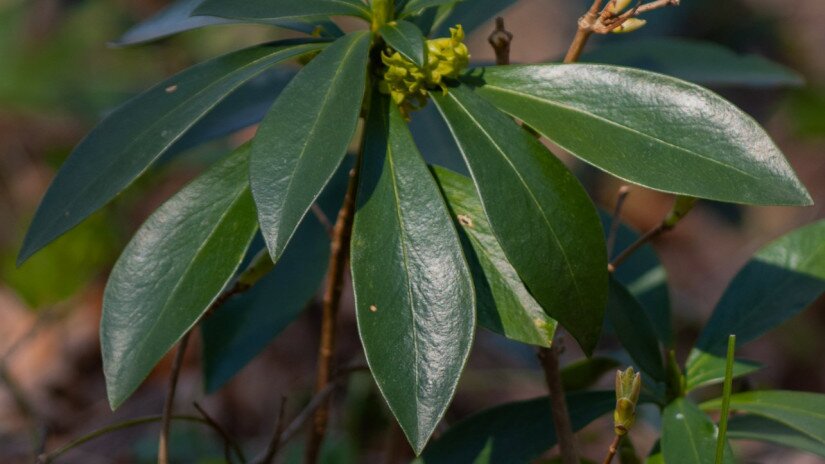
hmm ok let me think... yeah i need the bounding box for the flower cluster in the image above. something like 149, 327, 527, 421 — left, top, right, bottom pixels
380, 25, 470, 119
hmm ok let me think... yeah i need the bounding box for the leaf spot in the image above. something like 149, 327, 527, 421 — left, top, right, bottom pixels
369, 304, 378, 313
675, 413, 684, 420
165, 84, 178, 93
458, 214, 473, 228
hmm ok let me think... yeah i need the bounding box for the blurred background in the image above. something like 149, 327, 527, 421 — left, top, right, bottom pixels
0, 0, 823, 462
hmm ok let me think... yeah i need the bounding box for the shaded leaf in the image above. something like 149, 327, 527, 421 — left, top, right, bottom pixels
432, 84, 607, 354
580, 38, 803, 88
468, 64, 811, 206
252, 32, 370, 262
685, 349, 762, 392
696, 219, 825, 355
352, 97, 474, 454
432, 0, 517, 36
662, 398, 735, 464
402, 0, 462, 18
727, 414, 825, 458
702, 390, 825, 445
560, 357, 620, 391
431, 166, 556, 347
607, 278, 665, 381
19, 39, 324, 265
380, 20, 427, 68
416, 391, 615, 464
102, 145, 258, 408
195, 0, 371, 22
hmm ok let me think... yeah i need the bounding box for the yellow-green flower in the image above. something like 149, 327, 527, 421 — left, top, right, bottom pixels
381, 25, 470, 119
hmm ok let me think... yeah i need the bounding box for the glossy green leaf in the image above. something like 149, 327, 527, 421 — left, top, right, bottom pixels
695, 219, 825, 355
201, 159, 351, 392
402, 0, 461, 17
432, 0, 517, 36
702, 390, 825, 445
432, 84, 607, 354
580, 38, 803, 88
195, 0, 371, 22
607, 278, 665, 381
684, 349, 762, 392
18, 39, 324, 266
431, 166, 556, 347
379, 20, 427, 68
662, 398, 735, 464
600, 212, 672, 345
112, 0, 343, 47
560, 357, 621, 391
102, 145, 258, 409
351, 97, 474, 455
726, 415, 825, 458
468, 64, 812, 206
416, 391, 615, 464
251, 32, 370, 262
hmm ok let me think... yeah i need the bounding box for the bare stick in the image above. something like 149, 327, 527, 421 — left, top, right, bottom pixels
602, 435, 623, 464
538, 343, 580, 464
305, 157, 362, 464
158, 331, 190, 464
488, 17, 513, 65
194, 402, 246, 464
311, 203, 335, 237
606, 186, 631, 260
564, 0, 604, 63
257, 396, 288, 464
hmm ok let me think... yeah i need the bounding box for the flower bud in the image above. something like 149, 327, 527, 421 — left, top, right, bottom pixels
614, 367, 642, 435
609, 0, 634, 14
612, 18, 647, 33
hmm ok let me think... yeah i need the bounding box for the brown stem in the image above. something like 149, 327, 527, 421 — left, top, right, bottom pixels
608, 222, 668, 272
158, 331, 190, 464
304, 156, 362, 464
563, 0, 603, 63
602, 435, 623, 464
538, 343, 580, 464
488, 17, 513, 65
258, 396, 288, 464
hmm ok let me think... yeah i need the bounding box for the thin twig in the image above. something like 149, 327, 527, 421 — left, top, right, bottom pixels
257, 396, 288, 464
193, 402, 246, 464
606, 186, 631, 260
602, 435, 622, 464
311, 203, 335, 238
608, 222, 667, 272
538, 343, 580, 464
37, 415, 222, 464
488, 17, 513, 65
715, 335, 736, 464
305, 155, 363, 463
158, 331, 190, 464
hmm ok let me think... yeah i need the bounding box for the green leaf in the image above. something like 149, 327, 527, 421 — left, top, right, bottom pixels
560, 357, 621, 391
402, 0, 461, 17
18, 39, 324, 265
251, 32, 370, 262
416, 391, 615, 464
702, 390, 825, 446
695, 219, 825, 355
468, 64, 812, 206
379, 20, 427, 68
431, 166, 556, 347
111, 0, 343, 47
432, 84, 607, 354
726, 415, 825, 458
684, 349, 762, 392
662, 398, 735, 464
195, 0, 371, 22
351, 97, 474, 455
580, 38, 804, 88
102, 145, 258, 409
607, 278, 665, 381
600, 212, 672, 345
201, 159, 351, 392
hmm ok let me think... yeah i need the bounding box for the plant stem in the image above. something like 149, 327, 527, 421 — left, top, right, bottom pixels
563, 0, 603, 63
538, 344, 580, 464
194, 402, 246, 464
305, 154, 362, 464
715, 335, 736, 464
158, 331, 190, 464
606, 186, 631, 260
257, 397, 287, 464
602, 435, 623, 464
488, 17, 513, 65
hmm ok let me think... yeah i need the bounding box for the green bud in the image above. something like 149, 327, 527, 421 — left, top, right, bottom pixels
609, 0, 634, 14
612, 18, 647, 34
614, 367, 642, 435
381, 25, 469, 119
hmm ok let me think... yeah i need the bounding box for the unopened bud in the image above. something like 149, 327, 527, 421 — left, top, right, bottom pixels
609, 0, 633, 14
614, 367, 642, 435
612, 18, 647, 33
